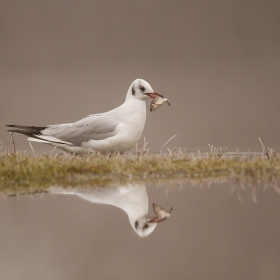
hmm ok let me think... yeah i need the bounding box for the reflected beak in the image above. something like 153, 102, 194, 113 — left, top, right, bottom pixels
145, 92, 164, 99
148, 217, 168, 223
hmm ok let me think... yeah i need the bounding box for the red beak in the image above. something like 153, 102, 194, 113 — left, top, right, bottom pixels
148, 217, 168, 223
145, 92, 164, 99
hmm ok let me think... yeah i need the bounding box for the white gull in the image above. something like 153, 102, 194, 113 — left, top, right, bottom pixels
50, 184, 158, 237
7, 79, 163, 155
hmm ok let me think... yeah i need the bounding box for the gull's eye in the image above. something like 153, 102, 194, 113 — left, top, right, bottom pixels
139, 85, 145, 92
143, 223, 149, 229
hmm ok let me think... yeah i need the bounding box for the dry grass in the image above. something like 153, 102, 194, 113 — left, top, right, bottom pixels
1, 137, 280, 196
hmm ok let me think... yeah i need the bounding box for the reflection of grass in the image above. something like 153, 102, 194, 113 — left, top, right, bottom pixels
1, 143, 280, 195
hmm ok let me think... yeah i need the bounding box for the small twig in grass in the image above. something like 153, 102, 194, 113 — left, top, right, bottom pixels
29, 142, 37, 157
135, 137, 149, 156
161, 135, 177, 151
167, 148, 172, 155
208, 144, 213, 154
258, 137, 265, 151
7, 132, 16, 154
113, 147, 120, 157
143, 137, 148, 150
50, 145, 57, 157
258, 138, 269, 159
142, 137, 149, 155
208, 144, 227, 158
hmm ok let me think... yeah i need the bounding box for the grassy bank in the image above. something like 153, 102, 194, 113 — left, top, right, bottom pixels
1, 144, 280, 195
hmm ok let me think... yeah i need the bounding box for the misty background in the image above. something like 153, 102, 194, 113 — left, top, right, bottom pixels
1, 0, 279, 153
1, 1, 280, 279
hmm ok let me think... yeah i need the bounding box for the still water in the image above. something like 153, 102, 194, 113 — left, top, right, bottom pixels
0, 183, 280, 280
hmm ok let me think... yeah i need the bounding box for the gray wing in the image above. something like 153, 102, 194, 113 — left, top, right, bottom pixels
42, 115, 119, 146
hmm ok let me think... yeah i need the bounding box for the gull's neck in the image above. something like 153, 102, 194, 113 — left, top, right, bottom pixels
110, 87, 147, 123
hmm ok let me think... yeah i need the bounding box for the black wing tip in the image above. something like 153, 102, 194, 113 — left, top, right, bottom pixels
6, 125, 47, 130
6, 125, 48, 139
6, 129, 32, 135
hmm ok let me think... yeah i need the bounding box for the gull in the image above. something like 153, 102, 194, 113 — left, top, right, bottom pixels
6, 79, 163, 155
50, 184, 170, 237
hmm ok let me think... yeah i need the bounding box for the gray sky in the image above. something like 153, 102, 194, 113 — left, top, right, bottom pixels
1, 0, 280, 154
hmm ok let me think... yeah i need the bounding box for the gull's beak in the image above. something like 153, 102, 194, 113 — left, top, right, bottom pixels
148, 216, 168, 223
145, 92, 164, 99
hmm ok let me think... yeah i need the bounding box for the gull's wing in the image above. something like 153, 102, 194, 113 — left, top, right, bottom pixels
7, 115, 119, 146
41, 115, 119, 145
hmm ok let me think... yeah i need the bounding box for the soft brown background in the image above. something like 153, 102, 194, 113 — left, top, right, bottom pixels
1, 1, 280, 279
1, 0, 280, 153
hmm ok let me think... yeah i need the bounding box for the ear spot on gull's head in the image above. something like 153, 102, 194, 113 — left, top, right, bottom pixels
132, 87, 135, 96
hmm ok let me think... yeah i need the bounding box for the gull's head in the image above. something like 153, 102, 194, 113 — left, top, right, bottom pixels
127, 79, 163, 101
130, 215, 157, 238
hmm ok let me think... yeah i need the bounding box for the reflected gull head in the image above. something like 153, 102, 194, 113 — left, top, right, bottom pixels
50, 184, 172, 238
133, 214, 157, 238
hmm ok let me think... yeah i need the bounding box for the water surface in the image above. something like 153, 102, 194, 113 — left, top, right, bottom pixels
1, 182, 280, 280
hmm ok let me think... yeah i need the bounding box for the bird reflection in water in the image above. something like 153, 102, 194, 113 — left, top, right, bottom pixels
50, 185, 173, 238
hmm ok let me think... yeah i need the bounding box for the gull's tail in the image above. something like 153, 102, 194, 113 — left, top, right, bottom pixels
6, 125, 47, 138
6, 124, 73, 145
6, 124, 52, 144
